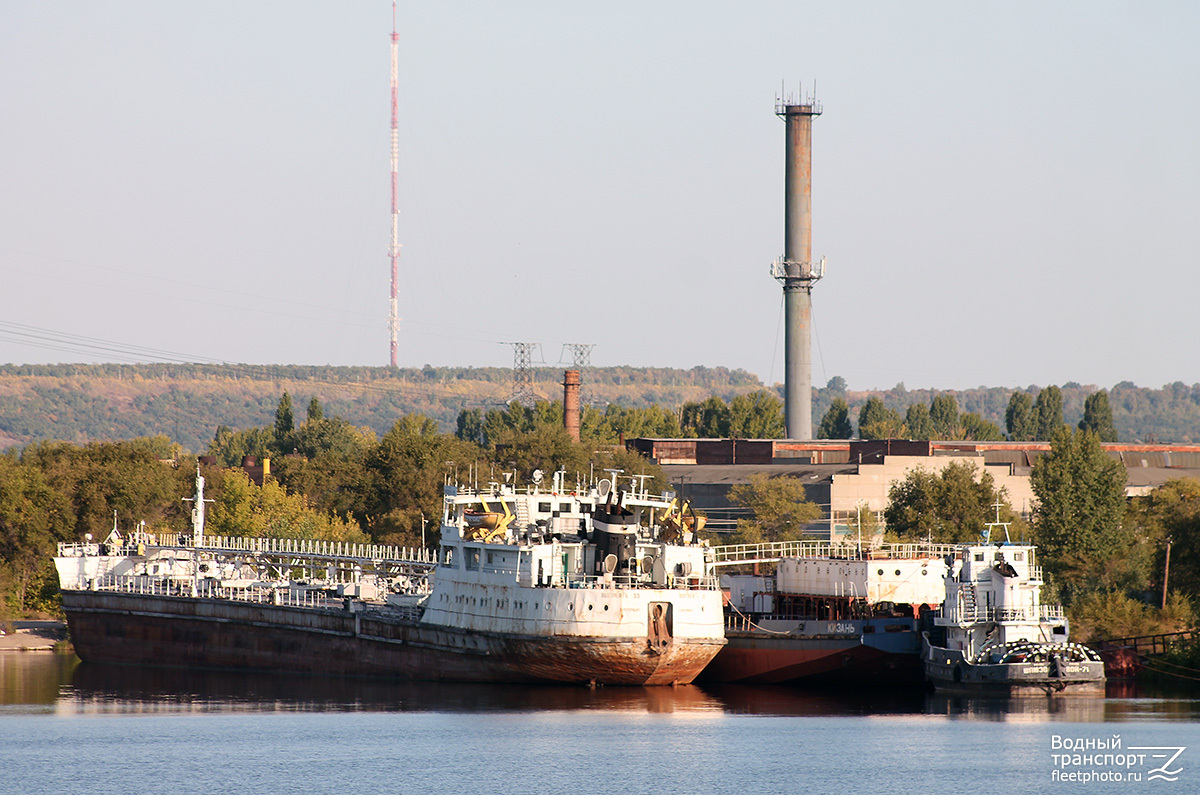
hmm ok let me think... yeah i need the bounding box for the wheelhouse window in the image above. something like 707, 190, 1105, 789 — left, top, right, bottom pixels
440, 546, 456, 568
465, 547, 481, 571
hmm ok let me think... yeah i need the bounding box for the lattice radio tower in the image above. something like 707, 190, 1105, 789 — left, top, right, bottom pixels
507, 342, 540, 406
563, 343, 595, 406
387, 2, 402, 367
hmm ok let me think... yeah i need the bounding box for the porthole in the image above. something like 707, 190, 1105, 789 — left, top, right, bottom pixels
895, 570, 901, 577
877, 569, 883, 575
603, 605, 609, 611
588, 604, 594, 611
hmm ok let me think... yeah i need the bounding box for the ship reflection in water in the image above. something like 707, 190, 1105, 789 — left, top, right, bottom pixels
4, 655, 1200, 722
62, 662, 727, 715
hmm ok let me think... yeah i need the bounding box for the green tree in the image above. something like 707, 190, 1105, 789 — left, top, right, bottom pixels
481, 401, 539, 444
1068, 590, 1194, 644
0, 457, 72, 616
727, 474, 822, 543
929, 394, 960, 439
961, 413, 1005, 441
455, 408, 485, 444
271, 453, 367, 521
208, 425, 275, 467
818, 397, 853, 439
884, 461, 1019, 543
22, 440, 182, 539
1031, 427, 1129, 598
590, 403, 682, 443
1125, 478, 1200, 598
857, 397, 902, 440
1079, 389, 1118, 442
904, 402, 934, 440
728, 391, 785, 438
206, 468, 366, 542
489, 424, 589, 484
1005, 391, 1036, 441
1034, 385, 1065, 440
307, 396, 324, 423
360, 415, 482, 547
291, 417, 375, 460
680, 396, 731, 438
274, 392, 295, 452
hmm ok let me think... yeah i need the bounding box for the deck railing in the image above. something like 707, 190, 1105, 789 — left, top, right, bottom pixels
711, 540, 959, 567
57, 536, 437, 566
935, 603, 1064, 625
78, 573, 345, 609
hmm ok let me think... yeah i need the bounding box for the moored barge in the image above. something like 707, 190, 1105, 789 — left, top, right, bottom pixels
700, 541, 953, 684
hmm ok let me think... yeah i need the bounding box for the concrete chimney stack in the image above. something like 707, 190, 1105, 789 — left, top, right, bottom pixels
772, 93, 825, 440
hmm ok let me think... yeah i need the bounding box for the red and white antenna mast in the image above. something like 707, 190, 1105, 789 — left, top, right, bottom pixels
388, 1, 401, 367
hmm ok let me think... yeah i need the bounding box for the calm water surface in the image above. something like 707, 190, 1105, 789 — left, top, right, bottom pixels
3, 653, 1199, 794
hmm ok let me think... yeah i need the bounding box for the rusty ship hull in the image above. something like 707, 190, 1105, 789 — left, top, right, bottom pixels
699, 618, 922, 685
62, 590, 723, 686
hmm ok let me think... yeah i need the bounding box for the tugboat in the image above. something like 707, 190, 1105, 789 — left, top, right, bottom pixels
921, 512, 1105, 695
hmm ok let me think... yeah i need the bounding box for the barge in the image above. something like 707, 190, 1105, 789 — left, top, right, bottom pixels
700, 541, 952, 685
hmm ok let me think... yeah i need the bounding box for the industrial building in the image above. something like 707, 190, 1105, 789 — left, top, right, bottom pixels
627, 437, 1200, 540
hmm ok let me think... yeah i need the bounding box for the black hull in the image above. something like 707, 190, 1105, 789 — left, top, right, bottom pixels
923, 637, 1105, 696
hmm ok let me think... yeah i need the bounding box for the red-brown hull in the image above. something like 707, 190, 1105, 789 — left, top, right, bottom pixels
62, 590, 723, 686
699, 633, 921, 685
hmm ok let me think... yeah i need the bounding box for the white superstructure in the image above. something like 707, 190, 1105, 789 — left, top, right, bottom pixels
427, 471, 724, 645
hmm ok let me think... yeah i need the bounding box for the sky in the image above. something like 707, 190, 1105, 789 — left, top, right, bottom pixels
1, 2, 1197, 392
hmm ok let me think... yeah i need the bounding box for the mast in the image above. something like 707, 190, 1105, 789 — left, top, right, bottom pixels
183, 464, 212, 548
388, 1, 401, 367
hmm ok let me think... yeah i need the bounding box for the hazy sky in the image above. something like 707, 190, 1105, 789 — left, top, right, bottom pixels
2, 2, 1196, 392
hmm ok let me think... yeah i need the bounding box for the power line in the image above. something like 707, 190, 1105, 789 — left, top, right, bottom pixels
0, 321, 227, 364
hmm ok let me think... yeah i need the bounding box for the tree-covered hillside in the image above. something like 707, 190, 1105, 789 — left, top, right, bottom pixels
0, 364, 762, 452
814, 378, 1200, 444
3, 364, 1200, 451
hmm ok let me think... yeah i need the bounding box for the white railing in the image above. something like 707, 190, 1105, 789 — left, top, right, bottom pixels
57, 536, 437, 566
711, 540, 959, 566
557, 572, 720, 591
77, 573, 344, 610
936, 603, 1065, 625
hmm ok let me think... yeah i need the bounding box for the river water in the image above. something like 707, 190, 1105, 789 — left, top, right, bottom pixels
3, 653, 1199, 794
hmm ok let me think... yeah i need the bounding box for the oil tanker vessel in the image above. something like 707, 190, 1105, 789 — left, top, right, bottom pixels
55, 467, 725, 686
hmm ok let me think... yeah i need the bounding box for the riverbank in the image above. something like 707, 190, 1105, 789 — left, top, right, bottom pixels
0, 621, 68, 652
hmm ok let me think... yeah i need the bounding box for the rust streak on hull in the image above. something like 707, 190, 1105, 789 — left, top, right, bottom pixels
63, 591, 723, 686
